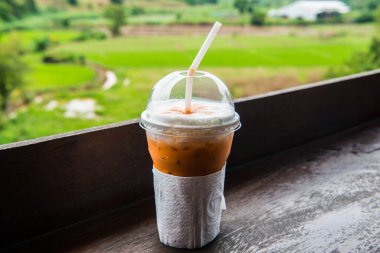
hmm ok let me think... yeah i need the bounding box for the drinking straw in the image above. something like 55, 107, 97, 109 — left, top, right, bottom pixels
185, 21, 222, 113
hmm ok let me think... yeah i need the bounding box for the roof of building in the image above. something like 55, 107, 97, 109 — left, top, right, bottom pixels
268, 0, 350, 20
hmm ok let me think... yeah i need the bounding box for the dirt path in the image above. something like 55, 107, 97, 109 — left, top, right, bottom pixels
121, 24, 373, 37
121, 25, 296, 36
102, 71, 117, 90
88, 63, 117, 90
88, 63, 107, 87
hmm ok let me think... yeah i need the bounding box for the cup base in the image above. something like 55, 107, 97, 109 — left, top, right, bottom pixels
153, 166, 226, 249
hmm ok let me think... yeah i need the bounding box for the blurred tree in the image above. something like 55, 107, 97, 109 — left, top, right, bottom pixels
345, 38, 380, 72
354, 12, 374, 23
234, 0, 249, 14
130, 6, 145, 16
0, 39, 28, 112
369, 37, 380, 59
34, 37, 51, 52
8, 0, 23, 18
176, 12, 182, 22
104, 5, 126, 36
234, 0, 258, 14
52, 17, 71, 28
0, 0, 38, 22
25, 0, 38, 13
67, 0, 78, 6
327, 38, 380, 78
368, 0, 379, 10
375, 6, 380, 35
110, 0, 123, 4
250, 10, 266, 26
0, 2, 13, 22
376, 6, 380, 23
184, 0, 218, 4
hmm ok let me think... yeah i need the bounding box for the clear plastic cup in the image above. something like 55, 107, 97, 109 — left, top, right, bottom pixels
140, 70, 240, 248
145, 130, 234, 176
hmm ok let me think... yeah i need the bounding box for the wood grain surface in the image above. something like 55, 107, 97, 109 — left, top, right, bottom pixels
4, 119, 380, 253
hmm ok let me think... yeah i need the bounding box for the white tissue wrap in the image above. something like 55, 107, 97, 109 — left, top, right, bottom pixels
153, 166, 226, 249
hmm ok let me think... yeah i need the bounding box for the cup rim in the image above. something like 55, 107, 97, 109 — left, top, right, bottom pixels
139, 120, 241, 137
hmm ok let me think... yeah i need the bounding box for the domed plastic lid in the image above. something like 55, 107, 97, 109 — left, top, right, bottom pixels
140, 70, 240, 133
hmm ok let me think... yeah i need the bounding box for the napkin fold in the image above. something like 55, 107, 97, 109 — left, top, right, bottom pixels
153, 166, 226, 249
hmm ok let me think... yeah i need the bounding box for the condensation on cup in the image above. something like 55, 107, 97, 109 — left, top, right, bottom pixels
140, 70, 240, 249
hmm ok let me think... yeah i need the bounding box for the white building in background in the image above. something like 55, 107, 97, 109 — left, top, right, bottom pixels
268, 1, 350, 21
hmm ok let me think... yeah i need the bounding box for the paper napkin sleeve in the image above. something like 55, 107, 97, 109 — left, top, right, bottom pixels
153, 166, 226, 249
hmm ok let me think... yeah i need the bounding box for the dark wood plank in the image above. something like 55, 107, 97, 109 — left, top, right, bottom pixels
0, 120, 153, 248
1, 70, 380, 248
231, 69, 380, 166
4, 119, 380, 252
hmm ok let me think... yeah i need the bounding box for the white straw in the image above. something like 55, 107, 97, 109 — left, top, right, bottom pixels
185, 21, 222, 113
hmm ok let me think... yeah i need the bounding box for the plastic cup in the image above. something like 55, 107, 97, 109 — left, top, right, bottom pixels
140, 70, 240, 248
145, 127, 234, 177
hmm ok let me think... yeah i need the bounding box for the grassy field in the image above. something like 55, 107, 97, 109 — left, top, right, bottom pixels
28, 63, 96, 90
0, 24, 375, 144
54, 34, 368, 68
2, 29, 81, 50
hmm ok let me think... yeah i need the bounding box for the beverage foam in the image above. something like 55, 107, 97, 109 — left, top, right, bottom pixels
141, 99, 237, 128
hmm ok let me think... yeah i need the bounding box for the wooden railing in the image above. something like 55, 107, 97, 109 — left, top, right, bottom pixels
1, 69, 380, 250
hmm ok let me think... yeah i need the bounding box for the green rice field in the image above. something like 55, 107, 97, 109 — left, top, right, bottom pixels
0, 24, 375, 144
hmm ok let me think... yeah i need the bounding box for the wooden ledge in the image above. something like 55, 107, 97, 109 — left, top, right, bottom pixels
4, 119, 380, 252
1, 70, 380, 251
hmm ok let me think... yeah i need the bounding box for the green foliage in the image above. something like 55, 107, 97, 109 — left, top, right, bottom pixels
184, 0, 218, 5
345, 51, 377, 73
346, 0, 379, 11
367, 0, 380, 10
42, 52, 85, 64
250, 10, 266, 26
234, 0, 258, 14
0, 2, 13, 22
354, 12, 374, 23
67, 0, 78, 6
344, 0, 380, 25
376, 8, 380, 40
176, 12, 182, 22
327, 37, 380, 78
0, 39, 28, 111
104, 5, 126, 36
2, 30, 81, 52
52, 17, 71, 28
34, 37, 51, 52
25, 0, 37, 13
74, 29, 107, 42
376, 6, 380, 24
110, 0, 124, 4
367, 37, 380, 61
295, 17, 309, 26
0, 112, 6, 129
130, 6, 145, 16
0, 0, 38, 22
